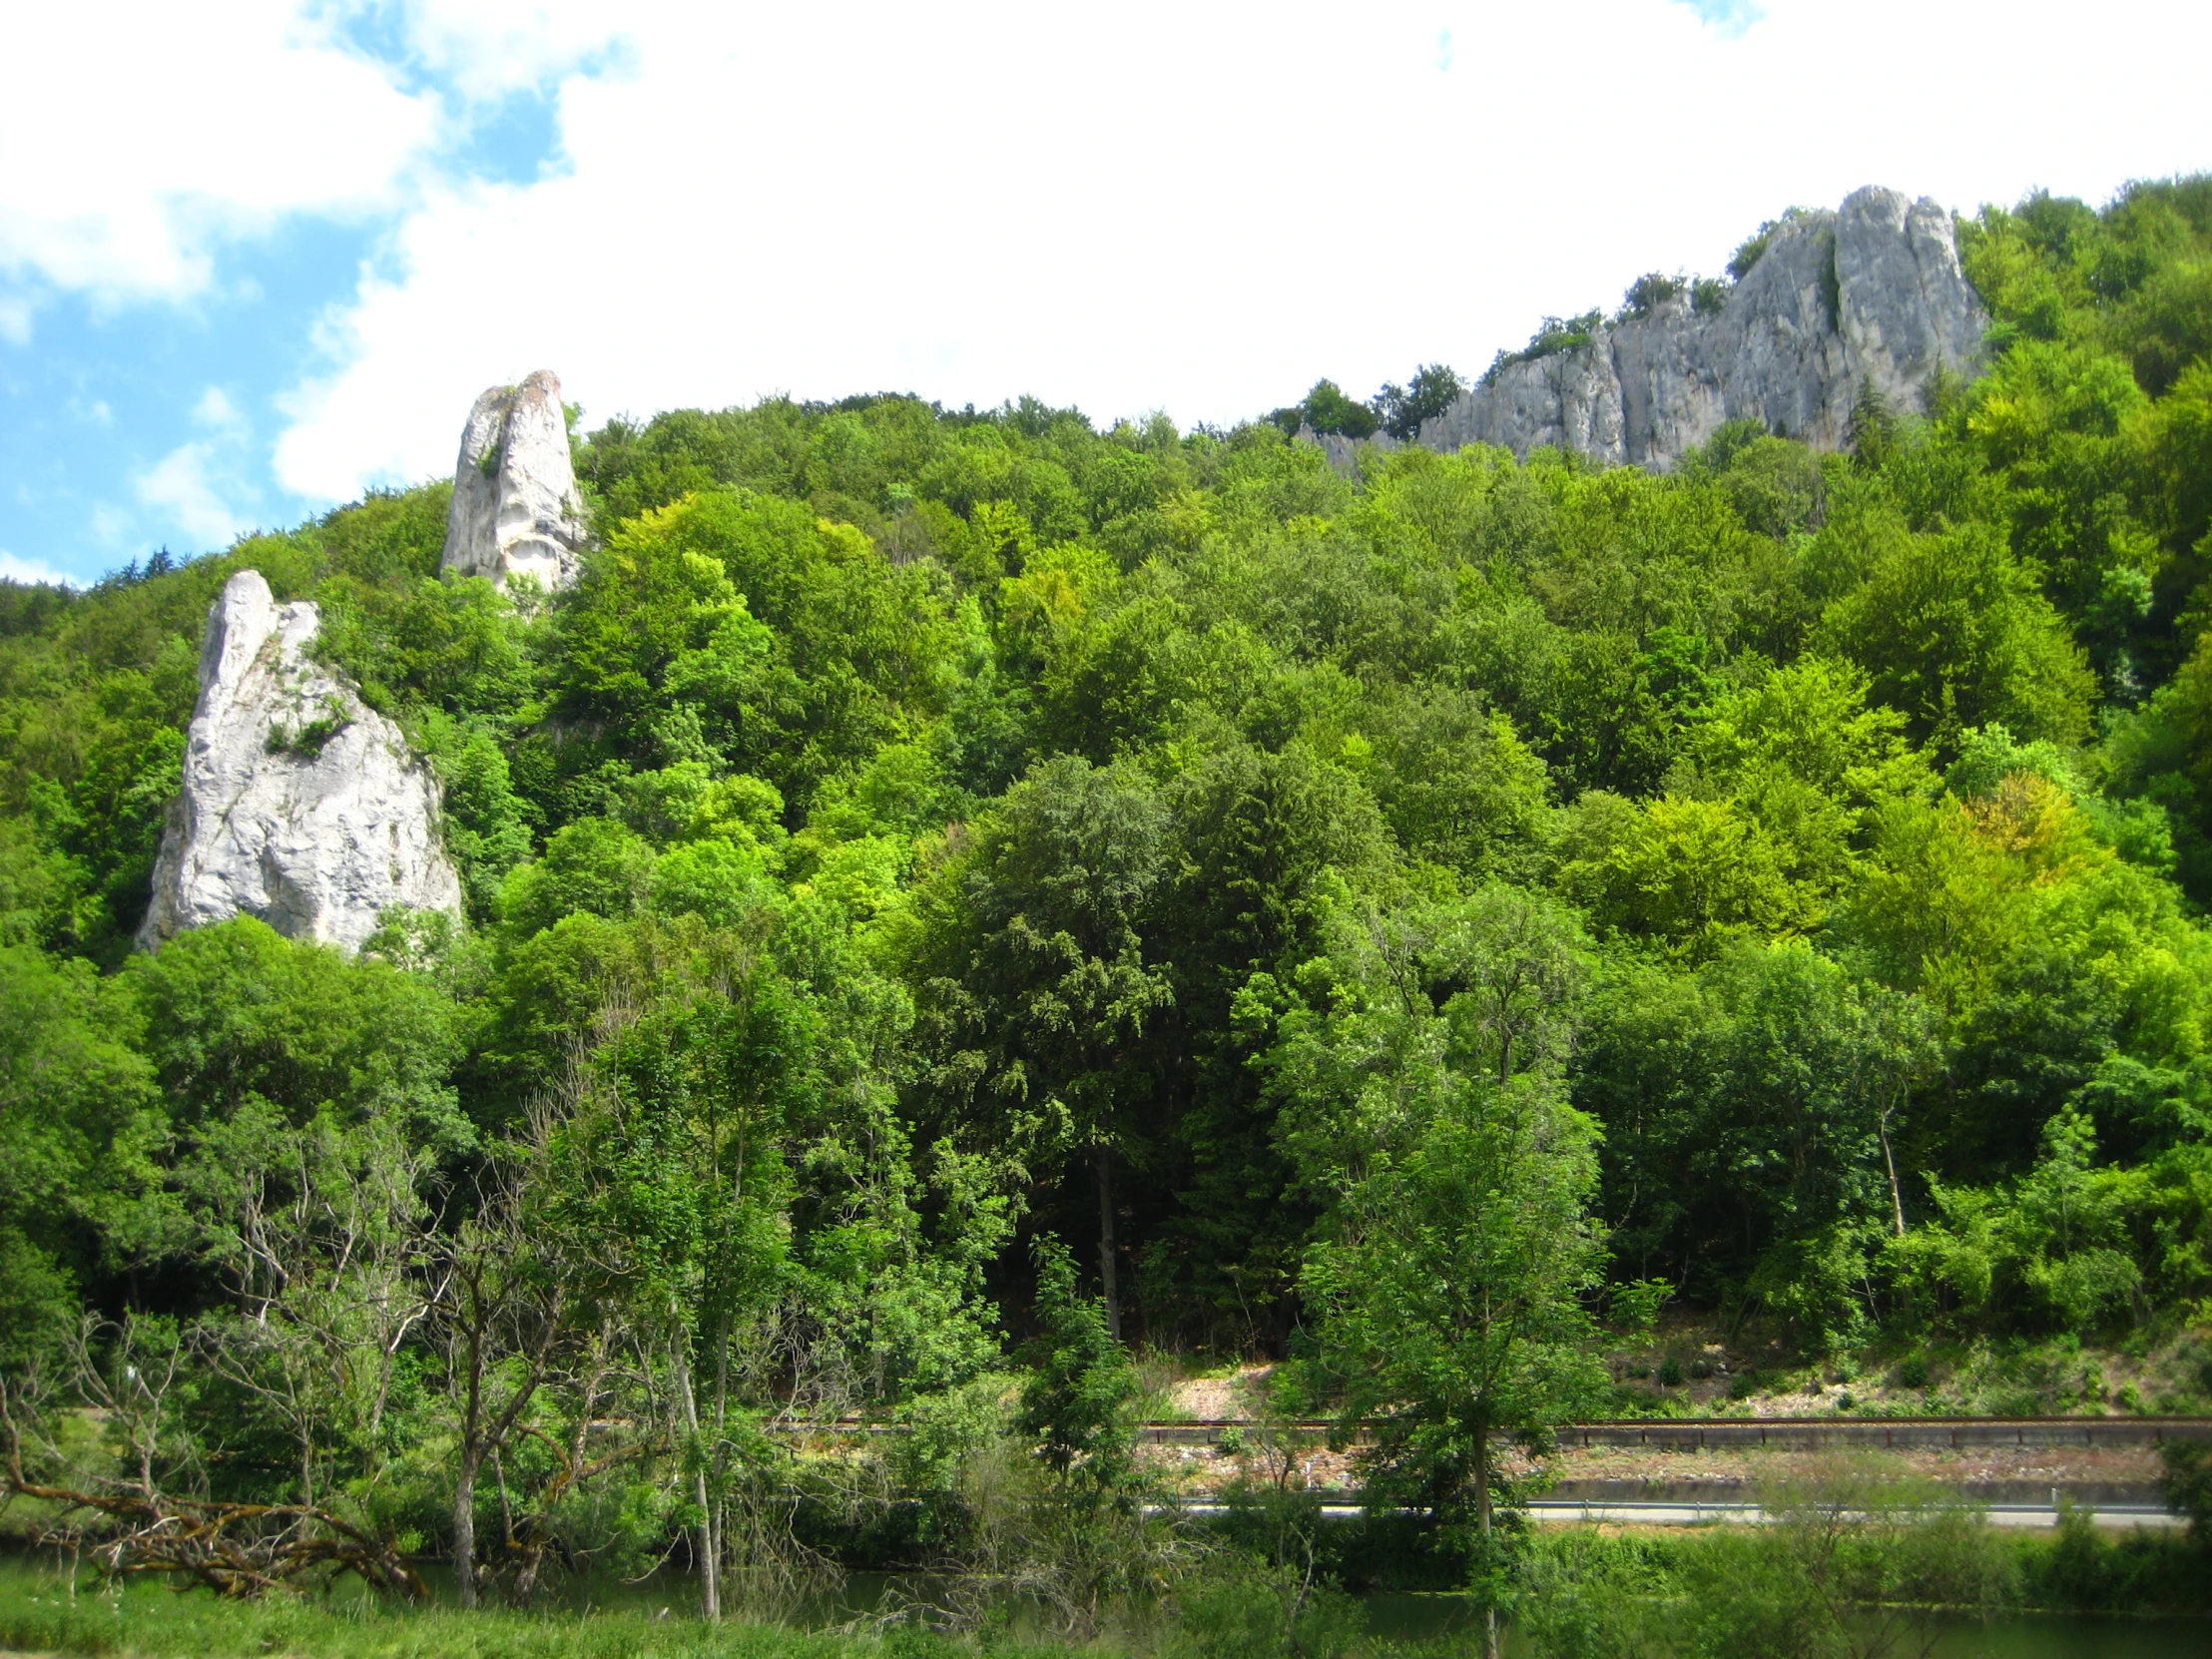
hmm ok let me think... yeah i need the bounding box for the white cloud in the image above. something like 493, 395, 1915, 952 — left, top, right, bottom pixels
133, 383, 259, 550
136, 445, 251, 549
371, 0, 630, 104
194, 387, 245, 431
0, 550, 77, 588
1672, 0, 1767, 37
0, 1, 437, 309
89, 504, 134, 551
268, 0, 2212, 504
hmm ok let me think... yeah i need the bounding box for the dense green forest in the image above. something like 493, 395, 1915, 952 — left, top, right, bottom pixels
5, 177, 2212, 1618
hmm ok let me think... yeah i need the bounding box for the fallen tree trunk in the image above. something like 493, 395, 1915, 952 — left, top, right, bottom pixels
4, 1473, 424, 1600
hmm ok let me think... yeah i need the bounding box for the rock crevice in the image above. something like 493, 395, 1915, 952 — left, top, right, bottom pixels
140, 570, 463, 953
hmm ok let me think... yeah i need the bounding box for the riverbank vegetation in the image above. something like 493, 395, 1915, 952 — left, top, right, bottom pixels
3, 176, 2212, 1635
3, 1498, 2208, 1658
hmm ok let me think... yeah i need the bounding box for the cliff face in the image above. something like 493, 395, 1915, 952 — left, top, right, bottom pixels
440, 369, 588, 588
1414, 187, 1984, 467
140, 570, 463, 953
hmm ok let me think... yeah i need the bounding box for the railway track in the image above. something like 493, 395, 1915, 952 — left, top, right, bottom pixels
774, 1415, 2207, 1526
1133, 1415, 2212, 1448
779, 1415, 2212, 1447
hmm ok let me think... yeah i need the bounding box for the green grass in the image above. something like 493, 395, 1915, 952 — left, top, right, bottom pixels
0, 1559, 1006, 1659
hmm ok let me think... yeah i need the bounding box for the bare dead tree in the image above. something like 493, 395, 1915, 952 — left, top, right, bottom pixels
439, 1163, 569, 1609
195, 1113, 442, 1513
0, 1317, 422, 1600
499, 1318, 664, 1602
440, 1011, 646, 1609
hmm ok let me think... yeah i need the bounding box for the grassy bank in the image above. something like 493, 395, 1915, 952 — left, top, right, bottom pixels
0, 1558, 942, 1659
5, 1507, 2209, 1659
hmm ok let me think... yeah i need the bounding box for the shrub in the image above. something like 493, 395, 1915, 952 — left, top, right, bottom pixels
1617, 273, 1685, 321
1728, 208, 1814, 281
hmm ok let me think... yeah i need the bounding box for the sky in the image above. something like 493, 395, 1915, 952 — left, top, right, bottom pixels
3, 0, 2208, 586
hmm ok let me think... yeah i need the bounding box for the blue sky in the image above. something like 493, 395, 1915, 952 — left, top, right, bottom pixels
3, 73, 563, 580
8, 219, 389, 573
4, 0, 2208, 587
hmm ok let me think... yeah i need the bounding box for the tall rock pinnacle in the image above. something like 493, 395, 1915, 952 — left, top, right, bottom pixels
140, 569, 464, 953
439, 369, 588, 588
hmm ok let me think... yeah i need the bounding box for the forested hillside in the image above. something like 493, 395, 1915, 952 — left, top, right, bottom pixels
4, 177, 2212, 1593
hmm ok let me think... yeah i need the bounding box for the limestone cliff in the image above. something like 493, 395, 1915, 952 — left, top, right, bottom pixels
1414, 187, 1984, 467
140, 570, 463, 953
439, 369, 588, 588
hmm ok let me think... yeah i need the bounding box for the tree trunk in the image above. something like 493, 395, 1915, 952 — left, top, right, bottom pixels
673, 1327, 720, 1622
1475, 1423, 1498, 1659
709, 1308, 732, 1623
1096, 1145, 1121, 1344
695, 1470, 720, 1621
453, 1447, 480, 1609
1878, 1107, 1908, 1238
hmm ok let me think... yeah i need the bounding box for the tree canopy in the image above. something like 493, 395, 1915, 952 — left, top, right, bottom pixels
7, 173, 2212, 1607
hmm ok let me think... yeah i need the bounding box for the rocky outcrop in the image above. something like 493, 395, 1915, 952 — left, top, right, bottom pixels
439, 369, 587, 588
1415, 187, 1984, 467
140, 570, 463, 953
1297, 423, 1400, 476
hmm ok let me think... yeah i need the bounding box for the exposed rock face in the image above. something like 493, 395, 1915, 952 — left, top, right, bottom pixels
1297, 423, 1400, 475
140, 570, 463, 953
439, 369, 587, 588
1415, 187, 1984, 467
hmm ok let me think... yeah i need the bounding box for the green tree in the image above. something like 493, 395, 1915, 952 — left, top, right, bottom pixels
495, 817, 657, 940
1676, 654, 1928, 895
1577, 943, 1940, 1333
1276, 893, 1605, 1659
1373, 365, 1465, 441
1558, 792, 1819, 956
902, 756, 1172, 1338
557, 488, 954, 812
1016, 1236, 1139, 1491
0, 945, 158, 1363
1819, 520, 2097, 747
1149, 742, 1395, 1346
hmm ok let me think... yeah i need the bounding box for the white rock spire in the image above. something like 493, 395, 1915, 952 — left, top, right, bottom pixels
140, 569, 463, 953
440, 369, 588, 588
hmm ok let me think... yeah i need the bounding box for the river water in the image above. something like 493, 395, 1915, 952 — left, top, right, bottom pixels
589, 1573, 2212, 1655
1360, 1592, 2212, 1655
